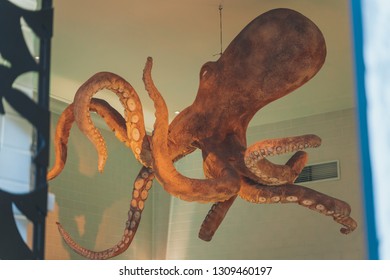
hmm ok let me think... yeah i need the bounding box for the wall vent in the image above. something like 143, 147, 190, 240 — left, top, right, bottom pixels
295, 160, 340, 184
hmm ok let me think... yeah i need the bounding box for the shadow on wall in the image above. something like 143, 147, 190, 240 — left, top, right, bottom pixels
45, 111, 152, 260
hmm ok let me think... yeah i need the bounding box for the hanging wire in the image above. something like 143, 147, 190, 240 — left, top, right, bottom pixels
219, 4, 223, 56
214, 4, 223, 56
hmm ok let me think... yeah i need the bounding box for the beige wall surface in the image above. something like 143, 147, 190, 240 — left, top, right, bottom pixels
46, 106, 366, 260
45, 110, 153, 260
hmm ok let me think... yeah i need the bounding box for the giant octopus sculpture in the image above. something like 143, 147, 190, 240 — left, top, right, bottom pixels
48, 8, 357, 259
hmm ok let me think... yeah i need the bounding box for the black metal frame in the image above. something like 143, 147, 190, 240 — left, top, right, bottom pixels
0, 0, 52, 260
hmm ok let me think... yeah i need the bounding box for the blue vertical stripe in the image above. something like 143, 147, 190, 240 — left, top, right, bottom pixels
349, 0, 379, 259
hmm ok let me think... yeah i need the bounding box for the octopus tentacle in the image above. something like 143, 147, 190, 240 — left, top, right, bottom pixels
239, 179, 357, 234
73, 72, 151, 171
57, 166, 154, 259
198, 150, 309, 240
91, 98, 131, 145
198, 195, 237, 241
143, 57, 240, 202
251, 151, 309, 185
47, 102, 74, 181
244, 135, 321, 185
48, 98, 131, 180
285, 151, 309, 181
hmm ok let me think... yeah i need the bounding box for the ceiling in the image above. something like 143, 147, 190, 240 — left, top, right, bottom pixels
50, 0, 356, 131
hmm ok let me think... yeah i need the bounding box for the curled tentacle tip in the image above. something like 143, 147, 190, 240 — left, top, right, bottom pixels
340, 224, 357, 234
340, 228, 351, 234
97, 159, 107, 173
314, 136, 322, 146
145, 57, 153, 69
341, 218, 357, 234
199, 227, 216, 241
46, 173, 55, 181
198, 233, 213, 242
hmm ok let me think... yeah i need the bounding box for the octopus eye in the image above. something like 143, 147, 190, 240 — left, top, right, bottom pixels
199, 62, 215, 80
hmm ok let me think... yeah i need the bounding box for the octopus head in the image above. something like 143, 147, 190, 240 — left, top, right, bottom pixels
194, 8, 327, 125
